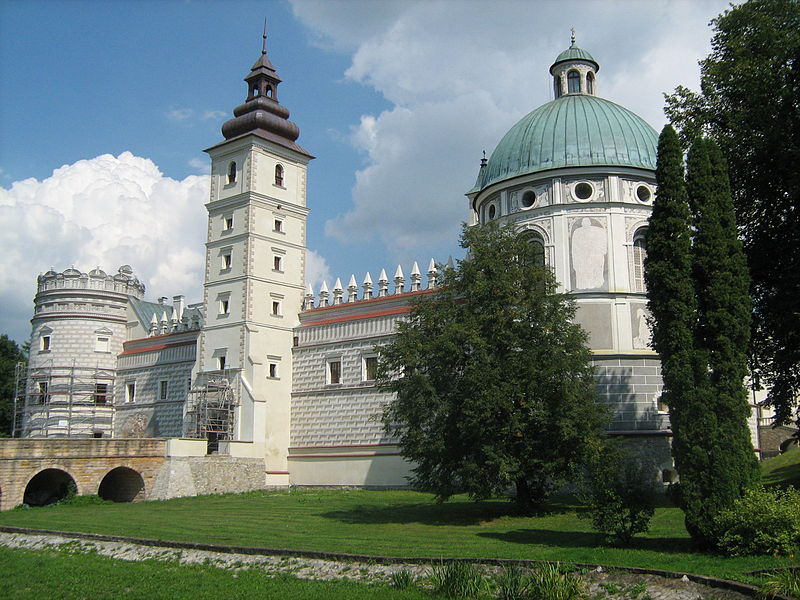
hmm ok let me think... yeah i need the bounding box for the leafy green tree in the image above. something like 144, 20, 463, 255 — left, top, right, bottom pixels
665, 0, 800, 428
0, 334, 27, 436
379, 223, 609, 509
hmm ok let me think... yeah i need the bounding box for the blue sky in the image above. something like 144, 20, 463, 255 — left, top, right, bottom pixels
0, 0, 730, 343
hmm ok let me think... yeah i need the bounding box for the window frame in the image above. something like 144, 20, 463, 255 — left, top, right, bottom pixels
327, 358, 342, 385
227, 161, 237, 185
126, 382, 136, 403
567, 70, 581, 94
362, 355, 379, 382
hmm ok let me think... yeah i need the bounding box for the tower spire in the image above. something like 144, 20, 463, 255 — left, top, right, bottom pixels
262, 19, 267, 55
570, 27, 576, 46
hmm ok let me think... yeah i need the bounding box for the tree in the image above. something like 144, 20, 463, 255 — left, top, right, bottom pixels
665, 0, 800, 428
0, 334, 27, 436
646, 128, 759, 548
379, 223, 609, 509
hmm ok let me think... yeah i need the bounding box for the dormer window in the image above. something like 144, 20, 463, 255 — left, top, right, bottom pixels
586, 72, 594, 95
227, 161, 237, 184
567, 70, 580, 94
275, 164, 284, 187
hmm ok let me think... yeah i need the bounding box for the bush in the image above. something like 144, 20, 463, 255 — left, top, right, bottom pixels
428, 561, 487, 598
494, 564, 528, 600
758, 569, 800, 600
714, 486, 800, 556
390, 568, 415, 590
580, 444, 658, 545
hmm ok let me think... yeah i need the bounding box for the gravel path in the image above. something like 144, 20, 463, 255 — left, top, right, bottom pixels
0, 531, 757, 600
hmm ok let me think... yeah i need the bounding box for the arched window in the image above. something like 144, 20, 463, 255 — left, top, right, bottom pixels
227, 161, 236, 185
252, 86, 259, 97
521, 232, 546, 267
632, 229, 647, 292
554, 76, 562, 99
567, 70, 580, 94
274, 164, 284, 186
266, 86, 273, 98
586, 72, 594, 95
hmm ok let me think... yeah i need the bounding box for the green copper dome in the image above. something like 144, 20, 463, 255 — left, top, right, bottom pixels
550, 44, 599, 73
472, 94, 658, 192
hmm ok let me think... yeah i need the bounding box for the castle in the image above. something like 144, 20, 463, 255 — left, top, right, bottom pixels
9, 36, 764, 506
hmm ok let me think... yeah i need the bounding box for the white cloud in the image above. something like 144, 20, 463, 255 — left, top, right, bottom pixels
166, 108, 193, 122
291, 0, 728, 259
188, 157, 211, 174
202, 110, 227, 121
0, 152, 208, 342
305, 248, 332, 290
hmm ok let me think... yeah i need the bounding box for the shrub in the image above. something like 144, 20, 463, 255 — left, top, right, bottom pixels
526, 562, 584, 600
714, 486, 800, 556
580, 444, 658, 545
429, 560, 487, 598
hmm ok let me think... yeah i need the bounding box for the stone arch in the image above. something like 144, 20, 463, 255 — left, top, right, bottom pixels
97, 466, 145, 502
779, 437, 799, 454
23, 467, 77, 506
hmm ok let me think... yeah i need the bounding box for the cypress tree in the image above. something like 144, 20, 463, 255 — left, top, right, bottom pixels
647, 129, 759, 548
683, 138, 759, 544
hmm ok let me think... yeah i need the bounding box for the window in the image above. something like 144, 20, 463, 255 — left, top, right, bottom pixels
219, 298, 230, 315
252, 85, 259, 97
40, 335, 51, 352
636, 185, 652, 202
656, 395, 668, 413
273, 255, 283, 271
160, 380, 168, 400
632, 230, 647, 292
328, 360, 342, 385
95, 336, 110, 353
271, 300, 281, 316
521, 190, 536, 208
567, 70, 580, 93
586, 72, 594, 95
488, 205, 496, 220
221, 252, 232, 270
223, 215, 234, 231
227, 161, 237, 184
274, 164, 284, 187
94, 383, 108, 404
574, 182, 593, 200
265, 86, 273, 98
217, 356, 226, 370
273, 219, 283, 233
554, 75, 562, 98
126, 382, 136, 403
37, 381, 49, 404
268, 363, 278, 378
363, 356, 378, 381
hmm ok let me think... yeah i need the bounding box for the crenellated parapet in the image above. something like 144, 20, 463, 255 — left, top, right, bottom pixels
37, 265, 146, 298
302, 258, 451, 311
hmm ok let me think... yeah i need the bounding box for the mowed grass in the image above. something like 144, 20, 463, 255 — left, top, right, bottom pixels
761, 447, 800, 489
0, 545, 431, 600
0, 488, 793, 583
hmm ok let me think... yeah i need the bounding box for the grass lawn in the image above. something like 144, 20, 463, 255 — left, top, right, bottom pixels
0, 545, 431, 600
761, 447, 800, 489
0, 489, 793, 585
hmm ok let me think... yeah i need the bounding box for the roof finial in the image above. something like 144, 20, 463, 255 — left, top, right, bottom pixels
570, 27, 576, 46
262, 18, 268, 55
480, 150, 487, 167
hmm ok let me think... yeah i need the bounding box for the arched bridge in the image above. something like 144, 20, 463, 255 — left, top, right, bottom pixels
0, 439, 167, 510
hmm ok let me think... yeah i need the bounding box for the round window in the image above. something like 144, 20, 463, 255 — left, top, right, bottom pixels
521, 190, 536, 208
574, 182, 593, 200
636, 185, 652, 202
488, 205, 496, 219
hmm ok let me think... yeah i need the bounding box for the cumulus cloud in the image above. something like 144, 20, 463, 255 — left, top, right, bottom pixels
166, 108, 193, 122
305, 249, 332, 290
292, 0, 726, 261
0, 152, 209, 342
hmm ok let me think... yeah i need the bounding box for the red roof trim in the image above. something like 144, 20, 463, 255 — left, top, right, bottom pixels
119, 340, 196, 357
300, 306, 411, 327
302, 288, 435, 315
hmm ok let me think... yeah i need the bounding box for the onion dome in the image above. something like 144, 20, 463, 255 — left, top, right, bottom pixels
63, 267, 81, 277
88, 267, 107, 278
550, 42, 599, 74
219, 27, 312, 157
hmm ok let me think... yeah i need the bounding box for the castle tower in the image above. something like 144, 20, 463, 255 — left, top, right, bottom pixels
196, 30, 312, 483
20, 266, 145, 438
467, 39, 673, 474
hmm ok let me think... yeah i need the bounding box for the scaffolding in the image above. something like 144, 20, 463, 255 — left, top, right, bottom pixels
13, 359, 115, 438
184, 369, 239, 453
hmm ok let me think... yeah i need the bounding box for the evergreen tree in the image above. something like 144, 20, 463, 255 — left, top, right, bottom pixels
0, 334, 27, 436
379, 223, 609, 509
647, 128, 759, 548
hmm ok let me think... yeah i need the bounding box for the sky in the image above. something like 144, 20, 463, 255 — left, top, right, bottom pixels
0, 0, 732, 344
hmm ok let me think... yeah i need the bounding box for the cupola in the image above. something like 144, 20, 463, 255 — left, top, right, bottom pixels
219, 25, 312, 157
550, 31, 599, 98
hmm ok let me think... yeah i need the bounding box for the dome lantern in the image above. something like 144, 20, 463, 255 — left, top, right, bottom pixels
550, 30, 599, 98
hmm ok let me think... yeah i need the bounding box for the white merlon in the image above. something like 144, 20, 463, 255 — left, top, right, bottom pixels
347, 275, 358, 303
393, 265, 405, 295
362, 272, 373, 299
427, 258, 438, 289
378, 269, 389, 297
319, 281, 330, 306
333, 278, 344, 305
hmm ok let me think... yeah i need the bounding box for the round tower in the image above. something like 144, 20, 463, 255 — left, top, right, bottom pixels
466, 39, 671, 475
20, 265, 145, 438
